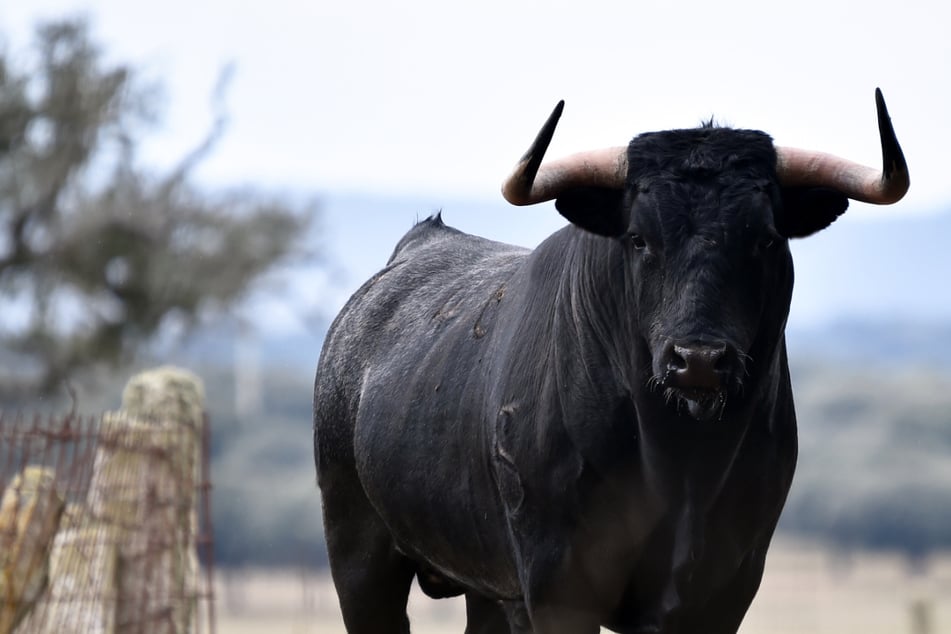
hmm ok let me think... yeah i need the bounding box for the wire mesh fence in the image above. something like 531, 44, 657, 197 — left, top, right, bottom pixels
0, 367, 215, 634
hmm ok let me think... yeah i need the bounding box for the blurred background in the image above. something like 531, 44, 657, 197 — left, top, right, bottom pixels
1, 1, 949, 632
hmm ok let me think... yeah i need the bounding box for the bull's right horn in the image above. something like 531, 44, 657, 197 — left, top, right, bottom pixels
776, 88, 910, 205
502, 101, 628, 206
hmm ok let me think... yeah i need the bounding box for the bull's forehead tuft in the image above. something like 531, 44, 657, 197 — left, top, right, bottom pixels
626, 127, 778, 182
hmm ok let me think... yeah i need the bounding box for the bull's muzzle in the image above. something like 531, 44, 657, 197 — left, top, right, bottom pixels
657, 341, 743, 422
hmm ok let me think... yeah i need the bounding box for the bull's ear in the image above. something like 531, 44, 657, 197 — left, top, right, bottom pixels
777, 187, 849, 238
555, 187, 626, 237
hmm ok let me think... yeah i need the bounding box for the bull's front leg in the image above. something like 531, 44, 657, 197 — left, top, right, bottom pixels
675, 549, 769, 634
527, 603, 601, 634
464, 593, 522, 634
515, 549, 607, 634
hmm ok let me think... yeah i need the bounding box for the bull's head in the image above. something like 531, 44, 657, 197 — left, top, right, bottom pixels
502, 90, 908, 421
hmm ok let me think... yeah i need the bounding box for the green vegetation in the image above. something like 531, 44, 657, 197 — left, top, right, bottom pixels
784, 362, 951, 556
200, 364, 327, 568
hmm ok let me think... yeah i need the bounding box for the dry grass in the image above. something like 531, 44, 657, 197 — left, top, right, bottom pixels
213, 538, 951, 633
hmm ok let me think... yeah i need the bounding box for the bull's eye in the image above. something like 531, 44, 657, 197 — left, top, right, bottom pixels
629, 233, 647, 250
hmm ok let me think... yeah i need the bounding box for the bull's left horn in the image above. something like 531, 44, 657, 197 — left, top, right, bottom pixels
502, 101, 628, 206
776, 88, 909, 204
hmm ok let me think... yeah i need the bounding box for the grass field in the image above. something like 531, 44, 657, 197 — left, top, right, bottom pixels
211, 538, 951, 634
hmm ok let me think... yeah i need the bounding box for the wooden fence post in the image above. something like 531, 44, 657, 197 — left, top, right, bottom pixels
2, 366, 207, 634
0, 467, 64, 634
87, 366, 205, 634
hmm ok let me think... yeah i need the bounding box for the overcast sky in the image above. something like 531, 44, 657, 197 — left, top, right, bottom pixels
4, 0, 948, 208
2, 0, 949, 337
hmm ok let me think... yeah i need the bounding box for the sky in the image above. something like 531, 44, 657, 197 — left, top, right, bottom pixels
2, 0, 949, 337
3, 0, 948, 206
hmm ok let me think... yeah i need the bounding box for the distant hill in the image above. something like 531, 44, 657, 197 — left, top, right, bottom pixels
788, 319, 951, 371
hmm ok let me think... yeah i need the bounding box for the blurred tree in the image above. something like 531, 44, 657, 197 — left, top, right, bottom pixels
0, 18, 312, 395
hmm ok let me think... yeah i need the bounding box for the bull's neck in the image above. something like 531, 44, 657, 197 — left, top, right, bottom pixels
516, 226, 639, 399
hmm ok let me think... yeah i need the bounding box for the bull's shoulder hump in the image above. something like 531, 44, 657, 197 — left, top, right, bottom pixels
374, 215, 529, 299
388, 214, 529, 264
324, 215, 528, 351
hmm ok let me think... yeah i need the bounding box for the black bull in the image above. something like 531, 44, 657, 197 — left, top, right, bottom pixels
313, 91, 909, 633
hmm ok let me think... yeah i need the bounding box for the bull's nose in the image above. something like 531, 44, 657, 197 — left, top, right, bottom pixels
667, 343, 727, 390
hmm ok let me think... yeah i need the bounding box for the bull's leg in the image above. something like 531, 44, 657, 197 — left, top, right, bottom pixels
464, 593, 515, 634
677, 550, 767, 634
516, 556, 602, 633
321, 482, 416, 633
528, 604, 600, 634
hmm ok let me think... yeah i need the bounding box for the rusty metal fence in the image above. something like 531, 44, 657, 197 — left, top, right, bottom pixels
0, 367, 215, 634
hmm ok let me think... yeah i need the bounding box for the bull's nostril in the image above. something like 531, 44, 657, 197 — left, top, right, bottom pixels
667, 350, 687, 372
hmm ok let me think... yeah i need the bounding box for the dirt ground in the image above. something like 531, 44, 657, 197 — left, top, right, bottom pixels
209, 538, 951, 634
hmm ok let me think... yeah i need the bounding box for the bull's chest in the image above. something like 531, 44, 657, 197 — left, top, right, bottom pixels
492, 400, 795, 625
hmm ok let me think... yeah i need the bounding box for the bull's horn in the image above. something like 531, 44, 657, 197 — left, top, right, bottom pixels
502, 101, 628, 206
776, 88, 909, 204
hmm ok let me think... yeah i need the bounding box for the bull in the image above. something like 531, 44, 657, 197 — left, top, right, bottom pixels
313, 89, 909, 633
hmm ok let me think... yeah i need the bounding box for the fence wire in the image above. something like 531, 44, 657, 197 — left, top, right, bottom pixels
0, 411, 215, 634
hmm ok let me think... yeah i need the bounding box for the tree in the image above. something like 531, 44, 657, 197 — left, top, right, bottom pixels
0, 19, 313, 395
